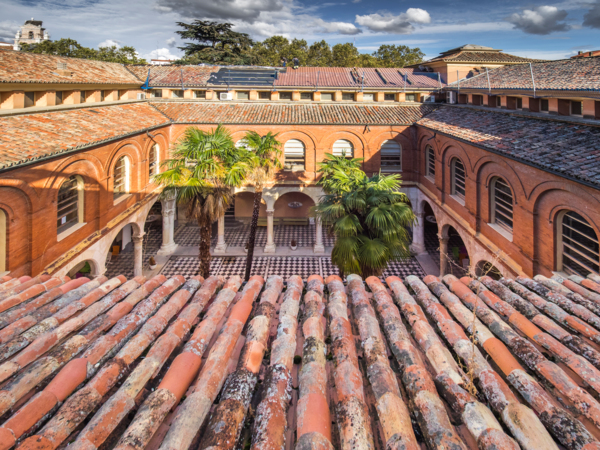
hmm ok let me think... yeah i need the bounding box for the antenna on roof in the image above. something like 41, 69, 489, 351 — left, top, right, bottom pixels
486, 67, 491, 93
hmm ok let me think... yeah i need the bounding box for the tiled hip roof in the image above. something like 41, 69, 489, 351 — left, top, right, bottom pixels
126, 64, 218, 87
0, 103, 170, 170
417, 106, 600, 189
2, 272, 600, 449
0, 50, 141, 85
426, 50, 541, 64
448, 57, 600, 91
152, 101, 438, 124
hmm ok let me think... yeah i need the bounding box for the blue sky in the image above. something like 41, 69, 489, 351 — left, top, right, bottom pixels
1, 0, 599, 61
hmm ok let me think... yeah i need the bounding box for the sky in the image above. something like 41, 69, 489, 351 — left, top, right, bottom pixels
0, 0, 599, 62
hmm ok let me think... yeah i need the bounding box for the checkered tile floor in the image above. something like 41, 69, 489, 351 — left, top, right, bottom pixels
105, 226, 162, 280
159, 255, 425, 281
174, 223, 335, 248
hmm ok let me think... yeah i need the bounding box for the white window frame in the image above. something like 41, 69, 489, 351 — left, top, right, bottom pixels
557, 210, 600, 277
57, 175, 85, 240
113, 156, 131, 202
284, 139, 305, 171
489, 177, 514, 240
451, 158, 466, 203
380, 140, 402, 172
332, 139, 353, 158
426, 145, 435, 179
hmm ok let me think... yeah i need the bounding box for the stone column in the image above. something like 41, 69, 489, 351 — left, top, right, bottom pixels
410, 212, 426, 255
314, 218, 325, 253
438, 234, 449, 278
214, 215, 227, 254
157, 191, 178, 255
264, 210, 276, 253
133, 233, 145, 277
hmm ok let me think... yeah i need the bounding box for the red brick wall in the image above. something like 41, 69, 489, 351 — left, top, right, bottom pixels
0, 126, 170, 276
415, 127, 600, 277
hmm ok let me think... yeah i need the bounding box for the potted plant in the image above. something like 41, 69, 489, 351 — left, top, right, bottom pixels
244, 243, 249, 253
290, 239, 297, 250
148, 256, 157, 270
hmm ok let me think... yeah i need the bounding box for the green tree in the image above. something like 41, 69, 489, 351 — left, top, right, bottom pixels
252, 36, 290, 66
331, 42, 360, 67
20, 38, 146, 63
315, 155, 415, 277
153, 125, 251, 277
373, 44, 425, 68
288, 38, 309, 65
175, 20, 255, 65
240, 132, 283, 280
307, 40, 332, 66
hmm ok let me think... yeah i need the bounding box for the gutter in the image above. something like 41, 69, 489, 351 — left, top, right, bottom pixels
416, 122, 600, 192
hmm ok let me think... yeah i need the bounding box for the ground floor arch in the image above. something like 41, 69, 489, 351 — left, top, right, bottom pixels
474, 260, 503, 280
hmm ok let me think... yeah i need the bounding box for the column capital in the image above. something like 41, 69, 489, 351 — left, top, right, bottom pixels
266, 209, 274, 216
437, 234, 448, 243
133, 233, 145, 243
161, 189, 177, 202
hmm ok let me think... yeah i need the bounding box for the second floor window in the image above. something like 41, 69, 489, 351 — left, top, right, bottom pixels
380, 140, 402, 172
149, 144, 159, 178
559, 210, 599, 277
451, 158, 466, 200
332, 139, 353, 158
57, 175, 83, 233
284, 139, 305, 171
426, 146, 435, 178
114, 156, 129, 200
491, 177, 513, 232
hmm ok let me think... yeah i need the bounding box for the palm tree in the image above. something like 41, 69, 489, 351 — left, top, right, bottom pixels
315, 155, 415, 278
154, 125, 250, 277
240, 131, 282, 280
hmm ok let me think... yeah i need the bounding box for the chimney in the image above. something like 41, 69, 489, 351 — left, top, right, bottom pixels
578, 51, 583, 55
56, 62, 72, 77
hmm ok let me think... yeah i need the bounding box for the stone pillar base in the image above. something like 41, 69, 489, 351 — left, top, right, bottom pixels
213, 243, 228, 255
313, 244, 325, 254
410, 243, 427, 255
157, 243, 178, 255
264, 243, 276, 253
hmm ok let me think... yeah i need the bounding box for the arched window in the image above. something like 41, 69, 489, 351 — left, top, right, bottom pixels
426, 145, 435, 178
235, 140, 249, 150
113, 156, 130, 200
558, 211, 599, 276
57, 175, 84, 234
149, 144, 159, 178
332, 139, 353, 158
380, 140, 401, 172
284, 139, 305, 171
451, 158, 466, 200
28, 31, 34, 39
0, 210, 6, 273
491, 177, 513, 232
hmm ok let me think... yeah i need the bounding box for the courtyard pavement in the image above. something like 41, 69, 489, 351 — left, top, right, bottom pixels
105, 220, 441, 281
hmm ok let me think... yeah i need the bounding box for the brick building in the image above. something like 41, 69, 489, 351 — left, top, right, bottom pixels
0, 46, 599, 282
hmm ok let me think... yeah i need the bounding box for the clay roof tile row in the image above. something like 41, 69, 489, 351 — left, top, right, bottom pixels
0, 270, 599, 449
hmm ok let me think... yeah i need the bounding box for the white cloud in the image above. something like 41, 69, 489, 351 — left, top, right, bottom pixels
507, 5, 570, 34
154, 0, 285, 23
166, 37, 177, 47
314, 19, 361, 35
145, 47, 179, 61
583, 0, 600, 28
355, 8, 431, 34
99, 38, 122, 48
410, 21, 513, 34
0, 20, 19, 42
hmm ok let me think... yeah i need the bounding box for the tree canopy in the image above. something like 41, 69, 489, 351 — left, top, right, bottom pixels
19, 38, 147, 64
174, 21, 425, 67
175, 20, 255, 65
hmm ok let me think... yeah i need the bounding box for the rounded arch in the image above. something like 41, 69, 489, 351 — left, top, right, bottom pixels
273, 191, 315, 218
531, 181, 600, 208
441, 142, 473, 173
42, 154, 103, 192
107, 142, 141, 177
320, 131, 366, 157
66, 259, 101, 279
235, 191, 267, 218
475, 157, 526, 201
277, 129, 318, 149
331, 139, 354, 158
440, 223, 471, 276
417, 131, 443, 156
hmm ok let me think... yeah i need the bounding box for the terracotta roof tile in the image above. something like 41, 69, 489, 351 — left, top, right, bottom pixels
0, 103, 170, 170
426, 50, 541, 64
126, 64, 218, 87
449, 57, 600, 91
0, 50, 141, 85
417, 106, 600, 189
1, 271, 600, 450
153, 101, 438, 125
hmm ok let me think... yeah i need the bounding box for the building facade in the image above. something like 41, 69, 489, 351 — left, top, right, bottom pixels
12, 19, 49, 51
0, 46, 599, 281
